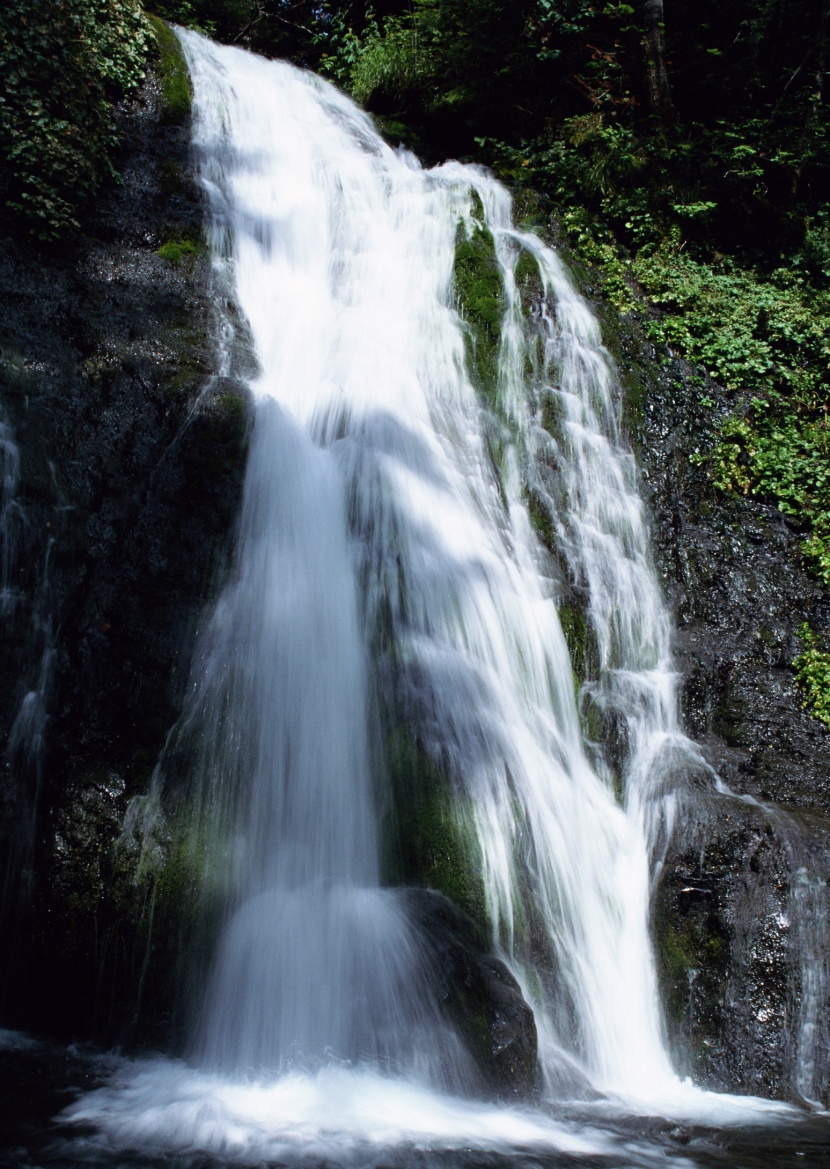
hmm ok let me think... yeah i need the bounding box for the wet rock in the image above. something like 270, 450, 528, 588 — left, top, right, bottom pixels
608, 304, 830, 1103
0, 66, 250, 1044
404, 888, 538, 1098
625, 345, 830, 815
654, 792, 830, 1103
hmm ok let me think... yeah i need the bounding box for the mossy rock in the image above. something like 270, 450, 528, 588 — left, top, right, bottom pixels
405, 888, 538, 1098
156, 225, 206, 267
157, 159, 189, 197
558, 602, 592, 679
513, 247, 543, 320
384, 730, 486, 928
527, 488, 555, 555
148, 15, 191, 123
653, 865, 730, 1073
511, 188, 546, 233
454, 224, 505, 409
0, 343, 36, 395
157, 239, 201, 266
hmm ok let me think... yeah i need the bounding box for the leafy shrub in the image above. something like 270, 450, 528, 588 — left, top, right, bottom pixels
794, 625, 830, 728
625, 242, 830, 586
0, 0, 151, 239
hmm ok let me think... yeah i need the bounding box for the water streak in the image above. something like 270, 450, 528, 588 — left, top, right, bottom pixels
175, 29, 681, 1100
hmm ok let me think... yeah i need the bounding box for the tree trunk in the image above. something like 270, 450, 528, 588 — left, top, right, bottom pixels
643, 0, 676, 123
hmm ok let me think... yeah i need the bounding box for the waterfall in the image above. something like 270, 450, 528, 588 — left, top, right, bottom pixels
58, 34, 822, 1165
174, 28, 680, 1098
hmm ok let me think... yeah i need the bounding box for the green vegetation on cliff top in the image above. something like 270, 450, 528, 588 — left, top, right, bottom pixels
2, 0, 828, 720
0, 0, 151, 238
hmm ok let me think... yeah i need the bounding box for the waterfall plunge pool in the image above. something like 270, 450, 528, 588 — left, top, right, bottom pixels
1, 1032, 827, 1169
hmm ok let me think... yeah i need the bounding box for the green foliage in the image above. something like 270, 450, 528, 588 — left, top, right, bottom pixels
540, 212, 830, 595
794, 625, 830, 728
620, 241, 830, 588
146, 0, 347, 65
349, 15, 428, 106
633, 246, 830, 398
157, 240, 199, 263
0, 0, 151, 239
144, 0, 257, 39
147, 14, 192, 121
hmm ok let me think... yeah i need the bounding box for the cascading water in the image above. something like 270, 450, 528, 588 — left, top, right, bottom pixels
57, 29, 822, 1164
173, 28, 675, 1098
0, 403, 54, 914
180, 397, 461, 1079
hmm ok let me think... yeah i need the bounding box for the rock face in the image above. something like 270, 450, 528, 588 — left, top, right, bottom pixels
404, 889, 538, 1098
613, 315, 830, 1103
0, 56, 540, 1086
0, 66, 251, 1044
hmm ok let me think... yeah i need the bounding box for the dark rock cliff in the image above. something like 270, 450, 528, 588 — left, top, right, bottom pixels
0, 65, 251, 1045
614, 312, 830, 1104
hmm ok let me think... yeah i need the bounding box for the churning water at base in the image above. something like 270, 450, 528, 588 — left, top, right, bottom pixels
59, 26, 828, 1164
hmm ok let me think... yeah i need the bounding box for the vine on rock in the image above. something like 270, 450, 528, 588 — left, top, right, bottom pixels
0, 0, 151, 239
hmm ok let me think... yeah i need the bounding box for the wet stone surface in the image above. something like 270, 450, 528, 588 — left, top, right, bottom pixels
0, 67, 250, 1045
609, 309, 830, 1103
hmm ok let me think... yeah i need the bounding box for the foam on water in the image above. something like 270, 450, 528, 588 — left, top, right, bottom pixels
59, 1057, 805, 1169
62, 1062, 611, 1161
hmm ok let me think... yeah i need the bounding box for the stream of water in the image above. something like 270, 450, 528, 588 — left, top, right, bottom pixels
4, 28, 829, 1169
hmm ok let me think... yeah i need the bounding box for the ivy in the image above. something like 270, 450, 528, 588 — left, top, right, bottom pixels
794, 625, 830, 728
0, 0, 152, 239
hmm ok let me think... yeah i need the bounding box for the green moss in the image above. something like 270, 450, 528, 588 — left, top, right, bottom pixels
159, 223, 205, 254
214, 391, 249, 447
540, 391, 562, 437
794, 624, 830, 729
180, 388, 251, 482
514, 250, 536, 287
454, 223, 505, 408
159, 321, 210, 395
156, 238, 202, 265
148, 14, 192, 122
0, 344, 35, 392
558, 602, 600, 682
512, 188, 545, 233
385, 732, 486, 927
158, 159, 188, 197
527, 489, 555, 554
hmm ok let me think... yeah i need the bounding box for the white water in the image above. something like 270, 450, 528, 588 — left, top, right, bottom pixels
175, 27, 676, 1097
64, 29, 816, 1161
